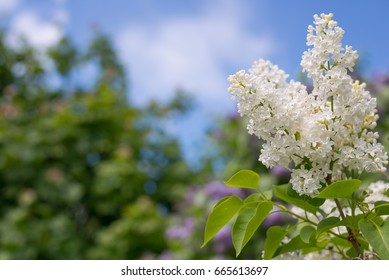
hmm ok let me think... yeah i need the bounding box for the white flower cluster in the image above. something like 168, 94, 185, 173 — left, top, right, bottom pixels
228, 13, 388, 196
364, 180, 389, 204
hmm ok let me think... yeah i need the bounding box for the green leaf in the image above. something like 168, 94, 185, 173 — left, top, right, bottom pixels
342, 214, 364, 229
274, 184, 320, 214
359, 217, 389, 260
202, 195, 242, 247
287, 185, 325, 206
315, 179, 361, 199
374, 201, 389, 216
261, 190, 273, 200
317, 216, 341, 235
244, 193, 264, 204
372, 216, 384, 226
225, 170, 260, 190
279, 235, 317, 255
263, 226, 287, 260
331, 235, 352, 248
300, 226, 316, 243
243, 191, 272, 204
232, 201, 273, 256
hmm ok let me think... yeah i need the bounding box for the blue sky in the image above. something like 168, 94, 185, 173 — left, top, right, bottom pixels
2, 0, 389, 163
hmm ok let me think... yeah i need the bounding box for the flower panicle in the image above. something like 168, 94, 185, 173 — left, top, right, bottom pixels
228, 13, 388, 196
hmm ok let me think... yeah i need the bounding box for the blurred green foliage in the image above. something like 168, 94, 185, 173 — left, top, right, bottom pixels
0, 29, 200, 259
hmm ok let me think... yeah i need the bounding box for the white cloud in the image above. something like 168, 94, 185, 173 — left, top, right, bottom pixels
116, 1, 276, 113
0, 0, 19, 14
6, 9, 66, 50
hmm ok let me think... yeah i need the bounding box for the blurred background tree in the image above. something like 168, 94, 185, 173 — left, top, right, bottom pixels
0, 29, 205, 259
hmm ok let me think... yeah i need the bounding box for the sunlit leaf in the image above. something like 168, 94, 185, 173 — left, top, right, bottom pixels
315, 179, 361, 199
244, 193, 264, 204
263, 226, 287, 260
232, 201, 273, 256
243, 191, 272, 204
202, 196, 242, 247
225, 170, 260, 190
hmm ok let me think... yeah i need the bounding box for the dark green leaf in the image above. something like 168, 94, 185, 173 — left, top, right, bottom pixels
300, 226, 316, 243
342, 214, 364, 229
372, 216, 384, 226
274, 184, 320, 214
279, 235, 317, 255
225, 170, 260, 190
202, 196, 242, 247
315, 179, 361, 199
331, 235, 352, 248
317, 217, 341, 235
232, 201, 273, 256
374, 201, 389, 216
263, 226, 287, 260
287, 185, 325, 206
359, 217, 389, 260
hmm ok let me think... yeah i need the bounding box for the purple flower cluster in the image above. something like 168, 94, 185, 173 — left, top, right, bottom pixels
165, 218, 194, 240
204, 181, 245, 200
213, 226, 233, 254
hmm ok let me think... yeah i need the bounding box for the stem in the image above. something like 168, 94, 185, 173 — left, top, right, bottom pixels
332, 243, 349, 259
330, 95, 334, 112
273, 203, 318, 226
274, 205, 347, 240
334, 198, 363, 258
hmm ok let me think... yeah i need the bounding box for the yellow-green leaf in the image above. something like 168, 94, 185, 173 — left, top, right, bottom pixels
315, 179, 361, 199
202, 195, 242, 247
264, 226, 287, 259
225, 170, 260, 190
232, 201, 273, 256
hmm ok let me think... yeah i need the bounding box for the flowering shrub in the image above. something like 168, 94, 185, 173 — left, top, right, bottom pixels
203, 14, 389, 259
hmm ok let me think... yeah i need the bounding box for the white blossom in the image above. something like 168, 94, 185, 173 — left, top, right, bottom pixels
228, 13, 388, 195
364, 180, 389, 204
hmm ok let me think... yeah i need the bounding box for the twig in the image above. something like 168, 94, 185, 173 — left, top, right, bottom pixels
334, 198, 363, 258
